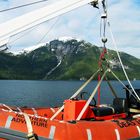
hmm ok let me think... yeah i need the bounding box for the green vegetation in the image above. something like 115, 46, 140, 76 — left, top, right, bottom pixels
0, 39, 140, 80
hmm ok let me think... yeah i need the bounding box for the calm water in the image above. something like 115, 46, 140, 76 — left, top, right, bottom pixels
0, 80, 139, 107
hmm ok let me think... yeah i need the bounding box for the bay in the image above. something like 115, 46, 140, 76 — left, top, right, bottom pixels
0, 80, 139, 107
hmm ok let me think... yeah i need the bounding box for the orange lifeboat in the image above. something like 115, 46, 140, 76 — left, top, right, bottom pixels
0, 0, 139, 139
0, 97, 140, 140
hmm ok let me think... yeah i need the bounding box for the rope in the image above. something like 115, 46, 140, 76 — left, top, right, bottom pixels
110, 69, 138, 100
76, 69, 108, 120
23, 113, 38, 140
107, 21, 140, 101
23, 113, 33, 134
70, 69, 100, 99
105, 76, 118, 98
1, 106, 48, 120
50, 69, 99, 120
0, 0, 48, 13
97, 74, 101, 105
0, 104, 13, 112
97, 0, 108, 105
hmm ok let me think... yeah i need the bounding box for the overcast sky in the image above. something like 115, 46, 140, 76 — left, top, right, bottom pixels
0, 0, 140, 58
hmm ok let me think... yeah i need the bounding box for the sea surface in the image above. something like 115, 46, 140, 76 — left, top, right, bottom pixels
0, 80, 139, 108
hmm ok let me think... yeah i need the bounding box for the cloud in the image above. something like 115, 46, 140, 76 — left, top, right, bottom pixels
106, 0, 140, 58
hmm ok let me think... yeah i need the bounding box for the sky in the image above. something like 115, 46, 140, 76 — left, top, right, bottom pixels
0, 0, 140, 58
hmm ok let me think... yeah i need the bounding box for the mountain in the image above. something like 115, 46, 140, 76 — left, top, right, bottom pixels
0, 39, 140, 80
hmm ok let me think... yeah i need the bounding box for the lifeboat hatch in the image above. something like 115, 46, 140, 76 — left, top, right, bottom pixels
63, 99, 94, 121
63, 98, 129, 121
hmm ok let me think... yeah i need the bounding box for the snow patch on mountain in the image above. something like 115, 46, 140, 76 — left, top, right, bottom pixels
10, 43, 46, 55
57, 36, 82, 42
9, 37, 81, 55
23, 43, 46, 52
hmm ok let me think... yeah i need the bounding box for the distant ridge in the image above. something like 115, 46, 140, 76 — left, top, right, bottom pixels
0, 39, 140, 80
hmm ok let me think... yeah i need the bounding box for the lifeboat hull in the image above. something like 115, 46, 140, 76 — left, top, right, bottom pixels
0, 109, 140, 140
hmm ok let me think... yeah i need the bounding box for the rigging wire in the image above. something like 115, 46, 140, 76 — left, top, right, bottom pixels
98, 0, 140, 101
8, 26, 39, 46
0, 0, 99, 43
107, 21, 140, 101
0, 0, 90, 42
8, 17, 60, 51
35, 17, 60, 45
0, 0, 48, 13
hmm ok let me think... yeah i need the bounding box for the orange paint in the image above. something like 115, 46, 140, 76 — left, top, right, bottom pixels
0, 103, 140, 140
